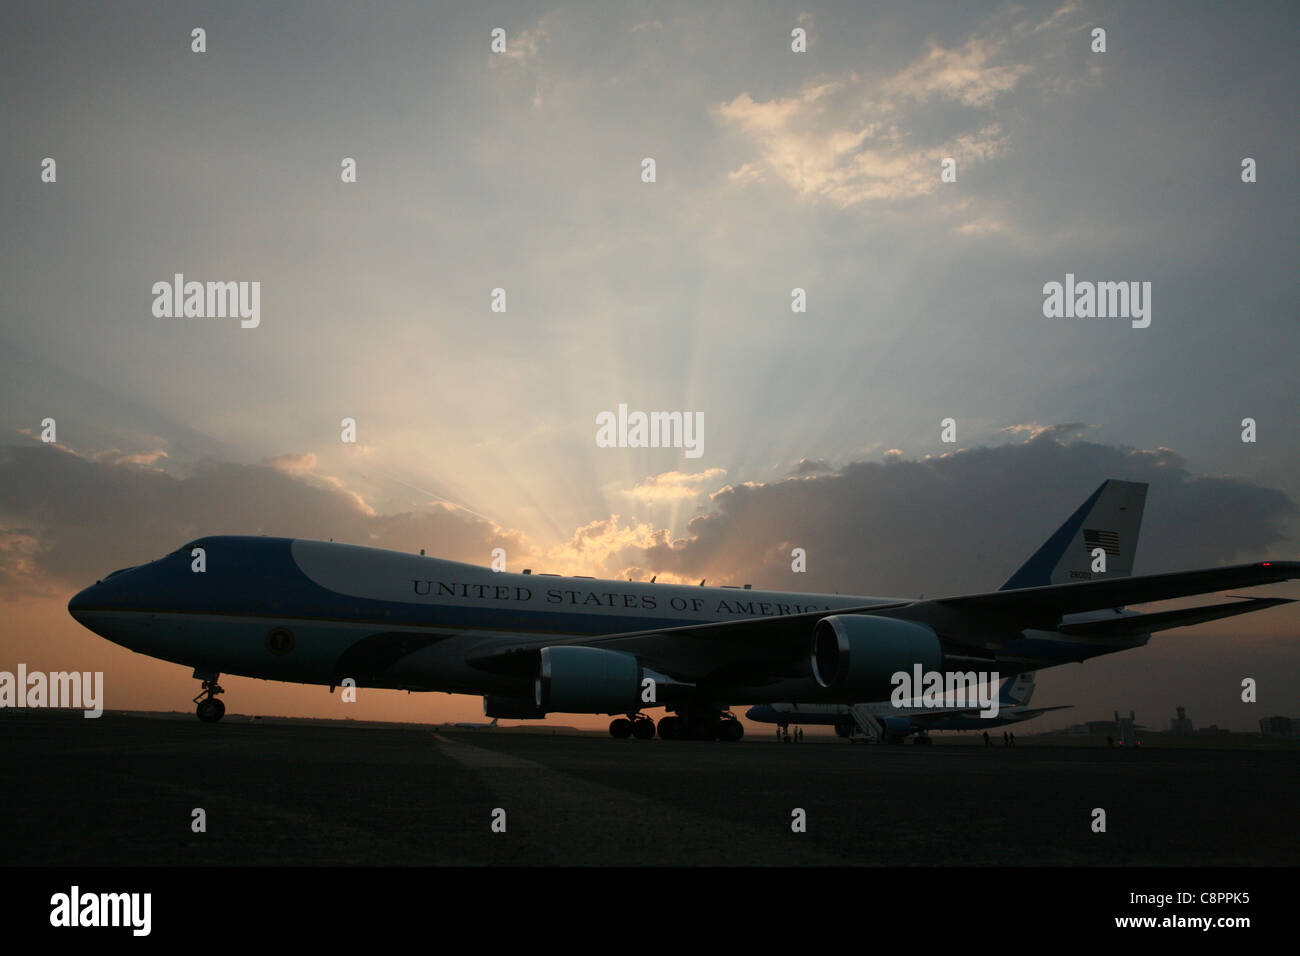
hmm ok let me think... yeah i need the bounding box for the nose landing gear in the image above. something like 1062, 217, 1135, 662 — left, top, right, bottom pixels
192, 669, 225, 722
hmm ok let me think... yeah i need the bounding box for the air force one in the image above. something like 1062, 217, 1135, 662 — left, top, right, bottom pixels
67, 479, 1297, 740
745, 672, 1072, 744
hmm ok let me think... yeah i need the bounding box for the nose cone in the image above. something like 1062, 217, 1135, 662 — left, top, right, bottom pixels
67, 583, 97, 623
67, 573, 142, 650
68, 570, 133, 628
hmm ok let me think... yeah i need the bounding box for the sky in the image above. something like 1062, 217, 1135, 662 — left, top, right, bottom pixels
1, 0, 1297, 731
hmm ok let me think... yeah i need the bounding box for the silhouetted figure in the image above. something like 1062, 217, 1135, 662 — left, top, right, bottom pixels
1003, 731, 1009, 745
1107, 735, 1114, 748
983, 731, 991, 747
1008, 732, 1015, 746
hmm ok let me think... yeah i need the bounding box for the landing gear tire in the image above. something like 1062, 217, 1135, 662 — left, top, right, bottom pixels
914, 735, 933, 746
719, 718, 744, 742
609, 717, 633, 739
657, 715, 682, 740
192, 673, 226, 723
196, 697, 225, 723
632, 717, 655, 740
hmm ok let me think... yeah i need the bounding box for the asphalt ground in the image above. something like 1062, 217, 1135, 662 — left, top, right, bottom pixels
3, 710, 1296, 866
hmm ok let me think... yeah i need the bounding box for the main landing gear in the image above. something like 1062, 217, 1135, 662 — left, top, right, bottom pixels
609, 713, 656, 739
607, 709, 745, 741
193, 669, 225, 723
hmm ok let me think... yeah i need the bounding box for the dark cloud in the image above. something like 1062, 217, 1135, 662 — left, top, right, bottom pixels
635, 431, 1295, 596
1, 430, 1294, 604
0, 444, 519, 597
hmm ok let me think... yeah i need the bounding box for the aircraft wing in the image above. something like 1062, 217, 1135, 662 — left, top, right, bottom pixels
467, 561, 1299, 683
1058, 596, 1294, 637
999, 704, 1073, 718
466, 601, 912, 683
901, 704, 1073, 724
925, 562, 1300, 626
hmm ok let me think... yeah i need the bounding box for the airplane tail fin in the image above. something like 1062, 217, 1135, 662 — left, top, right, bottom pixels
999, 672, 1036, 707
1000, 480, 1147, 590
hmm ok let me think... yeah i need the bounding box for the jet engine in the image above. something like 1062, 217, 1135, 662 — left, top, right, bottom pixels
810, 615, 942, 699
882, 716, 914, 735
534, 645, 644, 714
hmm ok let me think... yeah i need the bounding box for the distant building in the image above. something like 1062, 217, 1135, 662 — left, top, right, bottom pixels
1259, 716, 1297, 738
1170, 706, 1194, 736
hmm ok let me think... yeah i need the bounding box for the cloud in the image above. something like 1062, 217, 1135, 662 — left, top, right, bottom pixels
790, 458, 831, 476
0, 444, 525, 598
715, 3, 1081, 208
1, 428, 1293, 608
91, 449, 168, 468
492, 22, 550, 64
1000, 422, 1092, 441
266, 452, 317, 475
624, 468, 727, 502
630, 430, 1295, 596
883, 35, 1031, 108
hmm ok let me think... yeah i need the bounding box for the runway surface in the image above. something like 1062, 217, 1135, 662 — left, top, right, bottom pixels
4, 710, 1296, 866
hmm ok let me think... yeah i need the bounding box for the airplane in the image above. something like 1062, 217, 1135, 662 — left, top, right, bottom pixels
66, 478, 1298, 740
744, 671, 1072, 744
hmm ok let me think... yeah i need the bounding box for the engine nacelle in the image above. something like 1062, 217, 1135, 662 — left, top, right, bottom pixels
882, 716, 914, 735
535, 646, 643, 714
483, 694, 546, 719
810, 615, 942, 699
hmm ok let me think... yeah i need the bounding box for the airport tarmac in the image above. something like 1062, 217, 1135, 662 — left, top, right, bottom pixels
3, 710, 1296, 866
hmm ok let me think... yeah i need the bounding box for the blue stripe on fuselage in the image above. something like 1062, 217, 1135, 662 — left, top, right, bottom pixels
73, 536, 714, 636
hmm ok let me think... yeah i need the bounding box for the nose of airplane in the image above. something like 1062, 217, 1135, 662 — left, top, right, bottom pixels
67, 583, 96, 623
67, 567, 135, 623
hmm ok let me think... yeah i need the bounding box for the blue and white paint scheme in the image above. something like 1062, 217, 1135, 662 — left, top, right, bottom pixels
67, 479, 1298, 739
